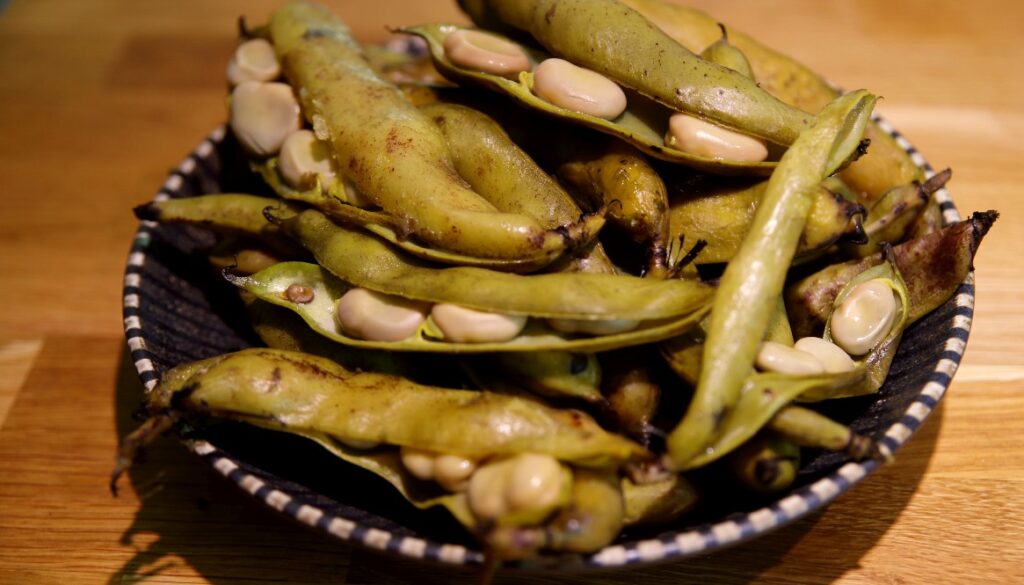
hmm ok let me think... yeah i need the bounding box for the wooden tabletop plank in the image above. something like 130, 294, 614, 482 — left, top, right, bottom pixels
1, 0, 1022, 583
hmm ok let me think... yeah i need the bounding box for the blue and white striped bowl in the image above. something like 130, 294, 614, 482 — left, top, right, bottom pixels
122, 118, 971, 569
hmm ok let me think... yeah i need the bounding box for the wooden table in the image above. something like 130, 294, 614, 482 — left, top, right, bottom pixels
1, 1, 1022, 583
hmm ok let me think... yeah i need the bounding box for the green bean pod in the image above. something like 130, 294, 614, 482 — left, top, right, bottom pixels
601, 349, 661, 440
492, 352, 604, 403
727, 433, 800, 493
278, 209, 711, 321
621, 474, 699, 526
457, 0, 813, 147
138, 348, 646, 466
843, 169, 950, 258
253, 159, 570, 272
680, 369, 865, 470
267, 3, 602, 264
404, 23, 777, 174
454, 94, 673, 277
229, 261, 709, 353
617, 0, 924, 203
666, 90, 876, 469
551, 139, 672, 277
667, 176, 865, 265
767, 406, 879, 461
419, 101, 617, 274
134, 194, 307, 257
484, 468, 623, 559
787, 210, 998, 338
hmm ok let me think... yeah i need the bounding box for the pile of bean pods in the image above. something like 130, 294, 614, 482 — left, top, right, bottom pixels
116, 0, 997, 564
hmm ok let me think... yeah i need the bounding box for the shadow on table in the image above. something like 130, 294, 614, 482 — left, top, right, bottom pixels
111, 346, 943, 585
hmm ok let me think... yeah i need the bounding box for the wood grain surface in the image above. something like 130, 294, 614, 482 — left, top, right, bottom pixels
1, 1, 1022, 583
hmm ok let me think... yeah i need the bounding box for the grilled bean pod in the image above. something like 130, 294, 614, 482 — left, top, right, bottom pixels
458, 0, 813, 147
666, 90, 876, 469
405, 23, 777, 174
787, 210, 997, 337
617, 0, 924, 203
132, 348, 645, 466
230, 261, 709, 353
267, 3, 602, 264
277, 209, 711, 321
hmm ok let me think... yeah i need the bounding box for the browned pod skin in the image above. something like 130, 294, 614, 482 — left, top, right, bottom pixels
554, 139, 672, 277
844, 169, 951, 258
601, 348, 661, 442
268, 3, 604, 263
787, 210, 998, 337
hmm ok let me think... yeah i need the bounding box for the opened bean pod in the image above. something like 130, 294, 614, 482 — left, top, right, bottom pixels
128, 348, 646, 467
404, 23, 778, 174
663, 25, 768, 163
617, 0, 924, 204
458, 0, 813, 147
666, 90, 876, 469
228, 261, 710, 353
787, 211, 997, 339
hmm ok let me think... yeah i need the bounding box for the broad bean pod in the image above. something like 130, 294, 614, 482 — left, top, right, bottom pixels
457, 0, 813, 148
134, 348, 646, 466
276, 209, 711, 321
665, 90, 876, 469
134, 194, 306, 257
727, 433, 801, 493
253, 158, 569, 272
666, 175, 865, 265
484, 468, 623, 559
787, 210, 998, 338
267, 3, 602, 263
842, 169, 950, 258
768, 406, 879, 461
419, 101, 617, 274
617, 0, 924, 203
406, 23, 777, 175
230, 261, 709, 353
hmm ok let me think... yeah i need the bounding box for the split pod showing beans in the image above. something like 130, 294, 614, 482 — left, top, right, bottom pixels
617, 0, 924, 204
665, 89, 877, 470
112, 348, 649, 559
227, 260, 710, 353
273, 209, 712, 321
457, 0, 812, 147
403, 23, 779, 174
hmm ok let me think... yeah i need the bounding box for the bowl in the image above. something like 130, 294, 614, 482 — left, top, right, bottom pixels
121, 119, 971, 568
